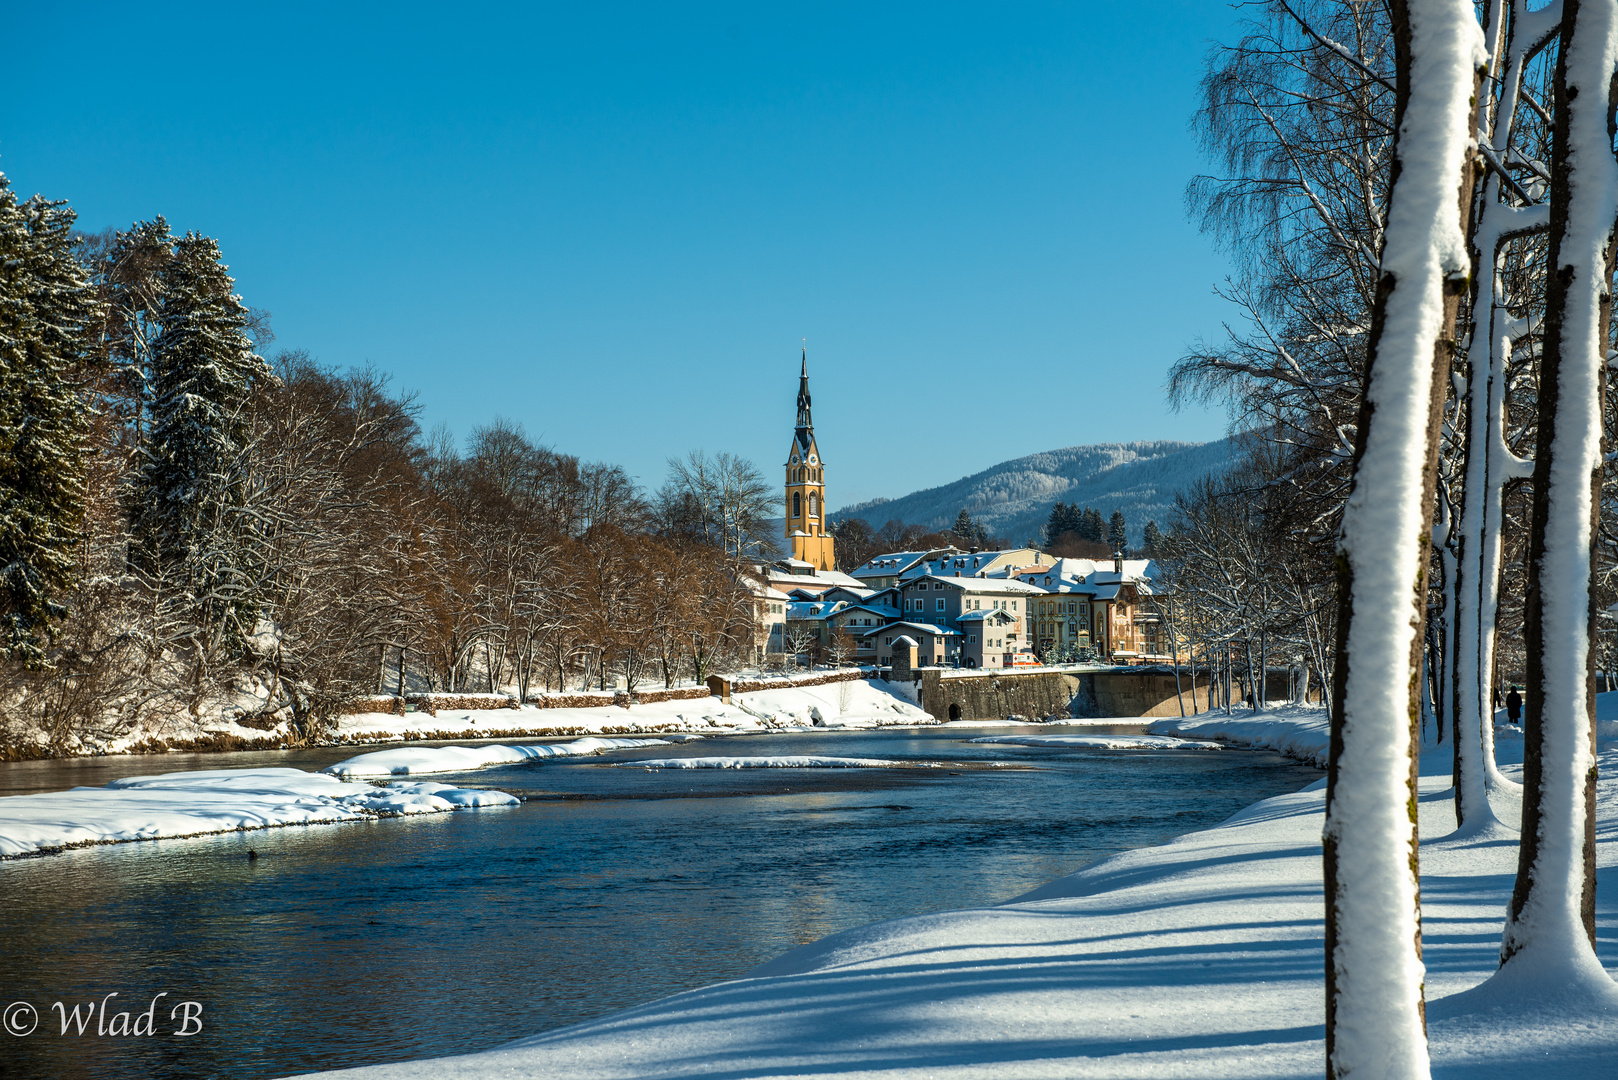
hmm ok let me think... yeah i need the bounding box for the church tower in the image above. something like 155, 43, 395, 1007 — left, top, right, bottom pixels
785, 350, 836, 570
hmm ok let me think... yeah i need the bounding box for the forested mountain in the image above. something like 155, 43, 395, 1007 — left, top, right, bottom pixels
832, 438, 1239, 547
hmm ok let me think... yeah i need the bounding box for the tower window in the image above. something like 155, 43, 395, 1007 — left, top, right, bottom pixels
793, 492, 801, 517
809, 493, 818, 517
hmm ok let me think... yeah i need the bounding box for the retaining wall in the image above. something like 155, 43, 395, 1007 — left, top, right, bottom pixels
918, 668, 1225, 721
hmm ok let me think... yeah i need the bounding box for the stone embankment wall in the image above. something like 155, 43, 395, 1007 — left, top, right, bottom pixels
918, 668, 1224, 721
705, 669, 869, 703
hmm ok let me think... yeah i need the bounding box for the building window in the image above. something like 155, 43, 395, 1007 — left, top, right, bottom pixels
792, 492, 801, 517
809, 493, 819, 517
936, 598, 945, 611
968, 634, 977, 643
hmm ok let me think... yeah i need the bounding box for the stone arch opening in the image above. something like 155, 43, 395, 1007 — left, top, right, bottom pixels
948, 703, 961, 721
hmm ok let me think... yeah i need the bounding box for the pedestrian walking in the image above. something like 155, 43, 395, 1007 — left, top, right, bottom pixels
1506, 686, 1523, 726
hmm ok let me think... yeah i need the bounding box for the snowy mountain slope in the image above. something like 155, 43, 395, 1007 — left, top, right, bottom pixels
833, 437, 1240, 546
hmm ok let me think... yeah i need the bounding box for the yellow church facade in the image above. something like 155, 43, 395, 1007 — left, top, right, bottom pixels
785, 352, 836, 571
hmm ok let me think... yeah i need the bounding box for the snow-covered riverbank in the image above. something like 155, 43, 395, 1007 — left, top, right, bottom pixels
0, 768, 517, 859
75, 677, 934, 757
299, 707, 1618, 1080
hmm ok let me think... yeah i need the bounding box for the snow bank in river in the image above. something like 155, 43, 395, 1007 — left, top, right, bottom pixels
323, 738, 670, 777
970, 734, 1225, 751
619, 756, 896, 770
1147, 703, 1333, 766
733, 679, 932, 728
299, 720, 1617, 1080
0, 768, 517, 858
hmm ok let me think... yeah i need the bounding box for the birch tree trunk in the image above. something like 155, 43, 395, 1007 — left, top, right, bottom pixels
1451, 0, 1555, 827
1499, 0, 1618, 996
1323, 2, 1483, 1075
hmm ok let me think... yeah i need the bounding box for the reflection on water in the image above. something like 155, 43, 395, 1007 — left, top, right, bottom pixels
0, 725, 1320, 1080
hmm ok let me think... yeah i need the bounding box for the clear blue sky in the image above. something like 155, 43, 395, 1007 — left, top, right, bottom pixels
3, 2, 1242, 509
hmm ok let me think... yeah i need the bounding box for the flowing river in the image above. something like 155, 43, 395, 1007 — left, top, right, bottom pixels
0, 724, 1320, 1080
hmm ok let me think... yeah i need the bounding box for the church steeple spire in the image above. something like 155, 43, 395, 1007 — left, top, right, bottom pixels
783, 348, 835, 571
795, 348, 813, 442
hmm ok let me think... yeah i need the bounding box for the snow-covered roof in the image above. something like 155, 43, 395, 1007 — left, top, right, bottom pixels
851, 551, 935, 579
1015, 556, 1156, 596
819, 585, 877, 602
958, 609, 1018, 624
786, 600, 844, 620
833, 603, 900, 620
861, 621, 959, 639
764, 566, 863, 593
909, 548, 1047, 580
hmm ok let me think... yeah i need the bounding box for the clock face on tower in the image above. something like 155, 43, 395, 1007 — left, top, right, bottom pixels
808, 455, 817, 465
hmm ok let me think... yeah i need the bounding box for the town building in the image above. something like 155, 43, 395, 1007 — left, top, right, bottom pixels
896, 574, 1042, 668
863, 621, 959, 667
1013, 556, 1160, 659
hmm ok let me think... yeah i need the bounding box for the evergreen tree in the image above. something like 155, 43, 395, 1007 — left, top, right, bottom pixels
0, 175, 99, 665
953, 508, 988, 547
1081, 507, 1105, 542
132, 232, 270, 631
1107, 510, 1128, 552
1045, 502, 1083, 545
95, 218, 175, 440
1142, 520, 1163, 555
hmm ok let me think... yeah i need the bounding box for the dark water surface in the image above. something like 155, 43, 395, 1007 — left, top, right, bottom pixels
0, 725, 1320, 1080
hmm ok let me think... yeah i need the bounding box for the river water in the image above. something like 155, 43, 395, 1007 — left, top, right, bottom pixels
0, 724, 1320, 1080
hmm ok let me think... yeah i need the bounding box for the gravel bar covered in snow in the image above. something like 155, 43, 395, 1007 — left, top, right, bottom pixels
323, 737, 672, 777
618, 756, 900, 770
0, 768, 517, 858
970, 734, 1226, 751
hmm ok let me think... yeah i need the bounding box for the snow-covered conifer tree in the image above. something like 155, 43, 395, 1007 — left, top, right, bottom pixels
1498, 0, 1618, 1001
1323, 2, 1483, 1076
96, 218, 176, 441
131, 231, 271, 633
0, 175, 99, 665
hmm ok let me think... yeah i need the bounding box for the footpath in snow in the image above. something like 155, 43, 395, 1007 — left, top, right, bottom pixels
301, 704, 1618, 1080
0, 768, 517, 859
